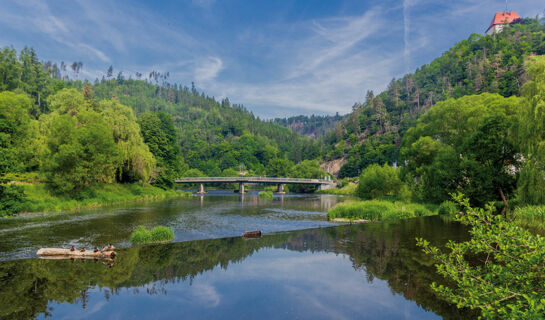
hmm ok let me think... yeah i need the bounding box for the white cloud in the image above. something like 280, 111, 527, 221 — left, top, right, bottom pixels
195, 57, 224, 83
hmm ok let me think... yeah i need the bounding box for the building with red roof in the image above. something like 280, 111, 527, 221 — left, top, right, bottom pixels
486, 11, 521, 35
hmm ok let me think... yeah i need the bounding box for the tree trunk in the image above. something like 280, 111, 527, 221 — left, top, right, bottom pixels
498, 186, 508, 216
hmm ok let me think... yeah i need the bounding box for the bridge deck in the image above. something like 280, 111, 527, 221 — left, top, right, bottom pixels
175, 177, 335, 185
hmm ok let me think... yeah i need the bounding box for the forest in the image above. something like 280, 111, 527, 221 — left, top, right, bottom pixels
0, 47, 326, 216
325, 18, 545, 179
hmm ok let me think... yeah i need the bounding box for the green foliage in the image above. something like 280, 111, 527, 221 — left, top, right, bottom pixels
150, 226, 175, 242
258, 191, 273, 199
267, 158, 294, 177
401, 93, 520, 204
327, 200, 436, 221
437, 200, 459, 215
182, 168, 205, 177
130, 225, 175, 243
356, 164, 404, 199
289, 159, 327, 193
79, 78, 322, 175
0, 91, 40, 175
138, 112, 185, 188
328, 20, 545, 175
19, 183, 190, 213
317, 182, 357, 195
417, 194, 545, 319
516, 56, 545, 204
100, 99, 155, 183
40, 90, 119, 195
130, 226, 152, 243
0, 184, 26, 216
510, 205, 545, 230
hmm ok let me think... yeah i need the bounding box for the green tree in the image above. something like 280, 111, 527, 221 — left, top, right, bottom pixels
138, 112, 186, 188
100, 99, 155, 183
401, 93, 520, 204
356, 164, 404, 199
0, 91, 38, 174
290, 159, 326, 193
41, 89, 119, 195
267, 158, 294, 177
516, 55, 545, 204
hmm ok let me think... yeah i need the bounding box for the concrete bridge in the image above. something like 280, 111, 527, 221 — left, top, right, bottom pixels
175, 177, 337, 194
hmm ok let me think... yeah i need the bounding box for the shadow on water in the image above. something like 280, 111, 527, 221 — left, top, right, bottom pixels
0, 215, 478, 319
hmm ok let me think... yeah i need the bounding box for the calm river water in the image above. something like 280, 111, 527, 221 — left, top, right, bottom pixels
0, 192, 475, 319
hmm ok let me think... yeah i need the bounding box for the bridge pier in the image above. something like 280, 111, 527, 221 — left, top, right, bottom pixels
197, 183, 205, 194
276, 184, 285, 194
239, 183, 245, 194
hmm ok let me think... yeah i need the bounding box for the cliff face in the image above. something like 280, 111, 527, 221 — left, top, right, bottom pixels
320, 158, 347, 177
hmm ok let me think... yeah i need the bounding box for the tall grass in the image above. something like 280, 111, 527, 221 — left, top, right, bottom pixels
18, 183, 191, 214
130, 225, 175, 243
511, 205, 545, 231
327, 200, 437, 221
316, 182, 357, 195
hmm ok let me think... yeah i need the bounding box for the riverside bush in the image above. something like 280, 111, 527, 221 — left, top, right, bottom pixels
356, 164, 405, 200
327, 200, 436, 221
417, 194, 545, 319
511, 205, 545, 230
0, 184, 26, 217
258, 191, 273, 199
130, 225, 174, 243
438, 200, 459, 215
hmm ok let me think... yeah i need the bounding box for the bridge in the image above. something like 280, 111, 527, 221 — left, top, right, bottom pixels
175, 177, 337, 194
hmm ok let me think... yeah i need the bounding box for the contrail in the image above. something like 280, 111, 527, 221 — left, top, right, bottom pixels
403, 0, 411, 73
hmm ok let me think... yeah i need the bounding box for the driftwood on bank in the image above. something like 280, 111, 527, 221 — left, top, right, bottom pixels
243, 230, 262, 238
36, 248, 116, 259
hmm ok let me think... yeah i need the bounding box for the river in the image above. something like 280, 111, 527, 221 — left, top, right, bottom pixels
0, 191, 475, 319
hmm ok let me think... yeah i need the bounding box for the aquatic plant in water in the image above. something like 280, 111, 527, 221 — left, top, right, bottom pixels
130, 225, 174, 243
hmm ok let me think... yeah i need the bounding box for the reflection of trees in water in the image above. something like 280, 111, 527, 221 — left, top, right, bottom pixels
0, 216, 477, 319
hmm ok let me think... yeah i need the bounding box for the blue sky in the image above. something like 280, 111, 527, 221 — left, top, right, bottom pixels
0, 0, 542, 118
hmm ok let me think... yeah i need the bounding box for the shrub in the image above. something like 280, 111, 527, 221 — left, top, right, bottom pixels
130, 226, 152, 243
258, 191, 273, 199
130, 225, 174, 244
417, 194, 545, 319
438, 200, 459, 215
0, 184, 26, 217
356, 164, 405, 200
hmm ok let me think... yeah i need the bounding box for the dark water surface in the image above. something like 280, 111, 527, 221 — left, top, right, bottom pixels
0, 192, 475, 319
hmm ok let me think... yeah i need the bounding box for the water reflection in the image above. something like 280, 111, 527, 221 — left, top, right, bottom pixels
0, 216, 477, 319
0, 192, 347, 261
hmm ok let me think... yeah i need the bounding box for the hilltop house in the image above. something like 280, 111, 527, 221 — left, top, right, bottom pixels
486, 11, 521, 35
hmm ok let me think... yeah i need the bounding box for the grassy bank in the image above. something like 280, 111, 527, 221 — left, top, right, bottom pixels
510, 205, 545, 231
17, 183, 192, 214
327, 199, 437, 222
316, 182, 357, 195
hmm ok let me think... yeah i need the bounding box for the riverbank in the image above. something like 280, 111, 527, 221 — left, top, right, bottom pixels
316, 182, 356, 195
15, 183, 192, 214
327, 199, 437, 222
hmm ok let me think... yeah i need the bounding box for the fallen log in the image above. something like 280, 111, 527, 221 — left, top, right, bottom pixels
243, 230, 262, 238
36, 248, 116, 258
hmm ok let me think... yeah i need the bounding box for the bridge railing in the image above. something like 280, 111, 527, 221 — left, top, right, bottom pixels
175, 177, 334, 184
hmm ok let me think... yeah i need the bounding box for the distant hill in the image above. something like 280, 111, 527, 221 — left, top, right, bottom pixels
0, 47, 323, 178
323, 17, 545, 178
66, 79, 324, 175
273, 114, 344, 138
